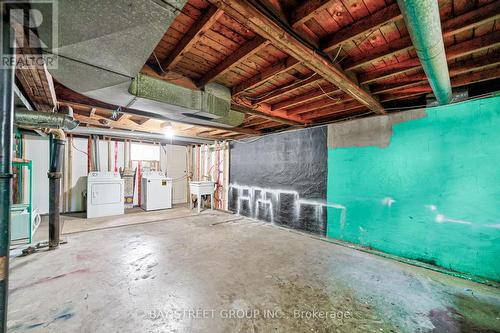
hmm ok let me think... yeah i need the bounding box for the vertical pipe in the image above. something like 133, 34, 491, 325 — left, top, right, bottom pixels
113, 140, 118, 172
92, 135, 100, 172
68, 135, 73, 212
87, 137, 91, 173
0, 22, 15, 333
224, 142, 229, 211
63, 135, 69, 212
107, 138, 112, 172
48, 138, 65, 249
137, 161, 141, 207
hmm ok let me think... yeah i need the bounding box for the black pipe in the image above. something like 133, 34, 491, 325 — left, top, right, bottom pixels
0, 23, 15, 333
48, 138, 65, 249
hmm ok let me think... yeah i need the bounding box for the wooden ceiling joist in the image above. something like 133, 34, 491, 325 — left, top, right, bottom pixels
321, 3, 402, 53
345, 2, 500, 72
272, 85, 341, 111
288, 95, 354, 115
253, 74, 321, 104
12, 21, 57, 112
232, 56, 300, 96
231, 100, 310, 125
290, 0, 335, 27
241, 116, 271, 128
379, 67, 500, 102
360, 32, 500, 85
208, 0, 385, 114
301, 100, 365, 120
384, 66, 500, 96
372, 53, 500, 95
196, 36, 270, 87
60, 99, 261, 137
253, 120, 283, 131
162, 6, 224, 72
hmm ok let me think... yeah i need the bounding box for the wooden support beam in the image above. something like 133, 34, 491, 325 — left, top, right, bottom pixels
254, 74, 321, 104
271, 85, 341, 110
232, 56, 300, 96
197, 36, 270, 87
242, 116, 271, 128
360, 32, 500, 85
253, 120, 284, 131
231, 100, 310, 125
321, 3, 402, 53
162, 6, 224, 71
291, 0, 335, 27
301, 100, 365, 120
345, 2, 500, 71
288, 95, 354, 115
209, 0, 385, 114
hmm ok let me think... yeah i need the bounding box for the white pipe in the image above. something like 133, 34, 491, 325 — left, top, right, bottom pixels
70, 127, 213, 145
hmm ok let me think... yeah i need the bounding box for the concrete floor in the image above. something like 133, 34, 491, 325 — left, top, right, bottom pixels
7, 208, 500, 333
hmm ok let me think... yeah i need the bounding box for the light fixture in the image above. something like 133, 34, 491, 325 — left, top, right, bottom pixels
162, 121, 175, 139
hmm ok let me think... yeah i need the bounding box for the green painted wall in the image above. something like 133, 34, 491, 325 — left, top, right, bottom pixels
327, 96, 500, 281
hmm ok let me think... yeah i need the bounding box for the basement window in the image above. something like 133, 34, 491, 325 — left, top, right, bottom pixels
131, 143, 160, 161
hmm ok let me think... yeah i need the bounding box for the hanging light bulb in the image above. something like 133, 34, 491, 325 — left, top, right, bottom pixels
162, 121, 175, 139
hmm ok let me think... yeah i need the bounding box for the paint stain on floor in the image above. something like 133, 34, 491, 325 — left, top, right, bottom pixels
427, 293, 500, 333
10, 308, 75, 331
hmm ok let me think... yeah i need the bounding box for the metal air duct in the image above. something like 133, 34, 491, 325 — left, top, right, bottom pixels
14, 108, 79, 130
34, 0, 245, 127
396, 0, 452, 104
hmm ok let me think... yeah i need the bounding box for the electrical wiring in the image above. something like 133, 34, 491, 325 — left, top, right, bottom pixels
316, 82, 342, 102
242, 72, 319, 102
229, 92, 499, 144
153, 52, 166, 73
330, 44, 343, 64
71, 138, 88, 156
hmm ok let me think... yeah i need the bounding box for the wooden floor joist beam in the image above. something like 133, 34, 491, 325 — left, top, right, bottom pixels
232, 56, 300, 96
253, 74, 321, 104
162, 6, 224, 72
197, 36, 270, 87
360, 32, 500, 85
379, 67, 500, 102
231, 101, 309, 125
301, 100, 365, 120
371, 53, 500, 95
60, 100, 261, 136
321, 3, 402, 53
345, 2, 500, 72
209, 0, 385, 114
290, 0, 335, 27
271, 85, 341, 111
288, 95, 354, 115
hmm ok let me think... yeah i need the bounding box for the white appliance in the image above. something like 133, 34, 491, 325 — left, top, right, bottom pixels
189, 181, 214, 214
141, 172, 173, 211
87, 171, 124, 218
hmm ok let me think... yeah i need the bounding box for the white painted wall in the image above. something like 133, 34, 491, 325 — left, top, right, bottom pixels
70, 137, 89, 212
164, 144, 187, 204
24, 135, 187, 213
24, 135, 50, 214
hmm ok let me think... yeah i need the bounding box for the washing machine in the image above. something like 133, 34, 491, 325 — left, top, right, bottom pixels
87, 171, 124, 218
141, 171, 172, 211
